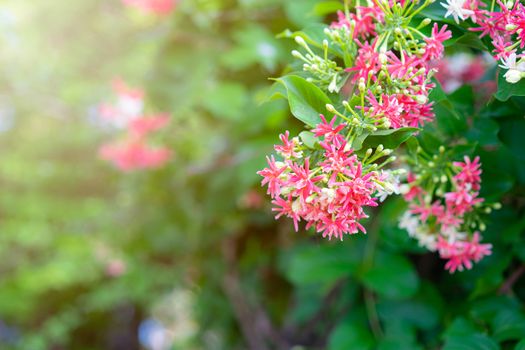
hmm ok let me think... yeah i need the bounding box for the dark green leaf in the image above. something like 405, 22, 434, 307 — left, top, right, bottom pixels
361, 251, 419, 299
495, 69, 525, 101
360, 127, 419, 151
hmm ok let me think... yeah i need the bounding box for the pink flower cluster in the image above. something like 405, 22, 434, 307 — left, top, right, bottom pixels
99, 139, 171, 172
399, 156, 492, 272
441, 0, 525, 82
436, 232, 492, 273
121, 0, 176, 15
329, 5, 452, 128
258, 116, 390, 240
99, 78, 144, 129
433, 53, 489, 92
98, 79, 171, 172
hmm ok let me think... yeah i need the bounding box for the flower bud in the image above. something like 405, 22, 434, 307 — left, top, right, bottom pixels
421, 18, 431, 26
294, 36, 307, 48
415, 94, 428, 104
504, 69, 523, 84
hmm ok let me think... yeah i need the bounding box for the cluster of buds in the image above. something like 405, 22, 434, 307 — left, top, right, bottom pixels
399, 147, 496, 272
292, 0, 452, 131
440, 0, 525, 83
258, 116, 402, 240
98, 79, 171, 172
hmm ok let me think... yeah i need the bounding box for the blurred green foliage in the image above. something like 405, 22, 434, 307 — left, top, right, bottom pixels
0, 0, 524, 349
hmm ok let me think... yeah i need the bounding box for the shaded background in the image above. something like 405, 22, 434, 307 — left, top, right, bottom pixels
1, 1, 525, 350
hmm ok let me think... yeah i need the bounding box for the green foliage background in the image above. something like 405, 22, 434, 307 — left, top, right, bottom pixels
0, 0, 524, 349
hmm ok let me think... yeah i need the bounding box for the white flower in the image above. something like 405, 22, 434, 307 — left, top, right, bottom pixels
500, 53, 525, 84
441, 227, 467, 242
376, 170, 401, 202
441, 0, 474, 24
499, 53, 525, 70
504, 69, 524, 83
415, 231, 437, 251
399, 212, 419, 236
328, 74, 340, 93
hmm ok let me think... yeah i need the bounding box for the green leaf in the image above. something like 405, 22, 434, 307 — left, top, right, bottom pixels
299, 131, 319, 149
284, 0, 322, 27
359, 127, 419, 151
449, 33, 487, 50
495, 69, 525, 101
281, 241, 364, 287
275, 75, 332, 127
498, 118, 525, 161
203, 82, 248, 120
377, 323, 422, 350
443, 335, 500, 350
515, 339, 525, 350
443, 318, 500, 350
313, 1, 344, 16
492, 309, 525, 341
328, 318, 374, 350
361, 252, 419, 299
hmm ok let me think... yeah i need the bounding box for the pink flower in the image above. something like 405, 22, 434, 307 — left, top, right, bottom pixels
366, 93, 403, 127
444, 184, 484, 216
423, 24, 452, 61
346, 41, 380, 83
99, 78, 144, 129
436, 232, 492, 273
274, 131, 302, 159
257, 156, 286, 199
99, 140, 171, 171
128, 114, 170, 138
112, 78, 144, 100
259, 118, 383, 240
453, 156, 482, 189
312, 115, 346, 142
122, 0, 176, 15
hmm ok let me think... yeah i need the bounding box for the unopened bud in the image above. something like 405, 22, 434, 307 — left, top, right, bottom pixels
291, 50, 302, 59
421, 18, 431, 26
415, 94, 428, 104
294, 36, 307, 47
326, 104, 336, 113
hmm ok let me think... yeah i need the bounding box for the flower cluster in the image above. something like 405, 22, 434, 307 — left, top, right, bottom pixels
98, 79, 171, 172
433, 53, 490, 92
258, 116, 400, 240
293, 0, 451, 130
99, 78, 144, 129
399, 153, 495, 272
440, 0, 525, 83
121, 0, 176, 15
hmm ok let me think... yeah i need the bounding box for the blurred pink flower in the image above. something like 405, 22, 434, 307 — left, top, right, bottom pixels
106, 259, 127, 277
99, 78, 144, 128
122, 0, 177, 15
128, 114, 170, 138
99, 140, 171, 171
